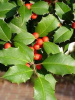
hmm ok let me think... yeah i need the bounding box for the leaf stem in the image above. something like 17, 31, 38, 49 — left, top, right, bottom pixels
33, 64, 38, 77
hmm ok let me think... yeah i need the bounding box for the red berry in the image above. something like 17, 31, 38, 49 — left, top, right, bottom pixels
33, 44, 40, 50
33, 32, 39, 39
36, 38, 43, 46
34, 54, 42, 60
42, 36, 49, 42
72, 22, 75, 29
26, 63, 30, 68
4, 43, 11, 49
25, 3, 31, 10
29, 46, 34, 50
36, 65, 42, 70
31, 13, 37, 19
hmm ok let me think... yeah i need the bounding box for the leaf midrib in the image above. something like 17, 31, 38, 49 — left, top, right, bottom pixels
3, 70, 33, 77
15, 42, 32, 62
0, 56, 27, 63
0, 26, 10, 41
38, 77, 46, 100
54, 29, 71, 42
39, 17, 56, 36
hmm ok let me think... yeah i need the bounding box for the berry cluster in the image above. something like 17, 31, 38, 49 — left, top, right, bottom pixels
25, 3, 37, 20
27, 32, 49, 70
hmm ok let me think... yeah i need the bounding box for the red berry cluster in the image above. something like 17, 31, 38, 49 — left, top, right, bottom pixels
26, 32, 49, 70
25, 3, 37, 20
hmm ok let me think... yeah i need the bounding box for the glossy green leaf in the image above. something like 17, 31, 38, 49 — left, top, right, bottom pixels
55, 2, 72, 21
0, 20, 11, 42
34, 76, 56, 100
14, 31, 35, 45
45, 74, 56, 90
0, 2, 16, 18
0, 48, 29, 66
14, 42, 34, 62
43, 42, 60, 55
54, 26, 73, 43
9, 17, 27, 34
3, 64, 33, 84
18, 5, 32, 24
31, 1, 49, 15
43, 53, 75, 75
35, 14, 59, 37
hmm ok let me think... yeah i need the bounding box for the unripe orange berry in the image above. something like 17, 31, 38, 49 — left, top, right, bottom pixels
31, 13, 37, 19
33, 32, 39, 39
25, 3, 32, 10
36, 38, 43, 46
34, 54, 42, 60
33, 44, 40, 50
42, 36, 49, 42
29, 46, 34, 50
59, 23, 61, 27
4, 43, 11, 49
26, 63, 30, 68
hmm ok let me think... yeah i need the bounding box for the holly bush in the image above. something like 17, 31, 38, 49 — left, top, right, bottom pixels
0, 0, 75, 100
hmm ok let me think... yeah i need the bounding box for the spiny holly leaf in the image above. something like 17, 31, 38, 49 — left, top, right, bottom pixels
0, 48, 30, 66
43, 42, 60, 55
0, 20, 11, 42
3, 64, 33, 84
54, 26, 73, 43
45, 74, 56, 90
14, 42, 34, 62
43, 53, 75, 75
9, 17, 27, 34
0, 2, 16, 19
34, 76, 56, 100
18, 5, 32, 24
35, 14, 59, 37
14, 31, 35, 45
55, 2, 72, 21
31, 1, 49, 15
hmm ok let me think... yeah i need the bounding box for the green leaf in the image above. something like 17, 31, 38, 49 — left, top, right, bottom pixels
34, 76, 56, 100
35, 14, 59, 37
9, 17, 27, 34
31, 1, 49, 15
14, 31, 35, 45
0, 2, 16, 19
0, 20, 11, 42
43, 42, 60, 55
45, 74, 56, 90
17, 0, 24, 6
55, 2, 72, 21
43, 53, 75, 75
54, 26, 73, 43
18, 5, 32, 24
0, 0, 8, 3
14, 42, 34, 62
0, 48, 30, 66
3, 64, 33, 84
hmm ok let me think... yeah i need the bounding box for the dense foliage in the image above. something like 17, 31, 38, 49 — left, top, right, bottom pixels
0, 0, 75, 100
